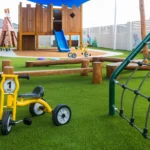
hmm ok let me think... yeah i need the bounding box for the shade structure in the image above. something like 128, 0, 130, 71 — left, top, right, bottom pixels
27, 0, 90, 7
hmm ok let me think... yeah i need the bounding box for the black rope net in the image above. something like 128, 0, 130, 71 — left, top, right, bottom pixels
114, 56, 150, 139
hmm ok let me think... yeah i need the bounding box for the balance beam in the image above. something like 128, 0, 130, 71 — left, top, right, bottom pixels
1, 63, 103, 84
1, 60, 104, 84
92, 57, 125, 63
106, 62, 150, 79
13, 68, 93, 76
26, 58, 92, 67
25, 57, 125, 67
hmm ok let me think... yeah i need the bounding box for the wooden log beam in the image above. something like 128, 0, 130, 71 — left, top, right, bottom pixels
106, 62, 150, 79
11, 68, 93, 76
92, 57, 124, 62
25, 58, 93, 67
25, 57, 126, 67
108, 62, 150, 70
125, 65, 150, 70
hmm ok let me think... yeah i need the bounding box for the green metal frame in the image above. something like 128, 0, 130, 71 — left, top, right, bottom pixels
109, 33, 150, 116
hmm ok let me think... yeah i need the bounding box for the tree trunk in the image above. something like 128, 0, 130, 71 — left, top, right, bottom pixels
139, 0, 148, 58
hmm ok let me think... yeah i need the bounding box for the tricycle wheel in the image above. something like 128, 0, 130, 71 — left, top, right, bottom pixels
68, 52, 72, 58
52, 104, 71, 126
72, 53, 77, 58
1, 110, 13, 135
29, 99, 45, 116
84, 52, 88, 57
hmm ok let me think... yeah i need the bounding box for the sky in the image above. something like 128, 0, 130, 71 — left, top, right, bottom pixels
0, 0, 150, 28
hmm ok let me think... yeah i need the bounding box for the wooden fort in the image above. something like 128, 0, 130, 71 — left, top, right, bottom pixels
18, 2, 83, 51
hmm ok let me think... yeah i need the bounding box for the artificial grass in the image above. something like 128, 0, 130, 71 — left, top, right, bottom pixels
89, 46, 145, 59
0, 49, 150, 150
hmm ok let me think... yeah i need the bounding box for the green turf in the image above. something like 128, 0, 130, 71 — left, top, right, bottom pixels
0, 49, 150, 150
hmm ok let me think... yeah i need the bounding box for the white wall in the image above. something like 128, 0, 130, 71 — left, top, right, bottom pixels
83, 20, 150, 50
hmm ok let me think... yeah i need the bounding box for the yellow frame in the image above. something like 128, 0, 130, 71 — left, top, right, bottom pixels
71, 42, 88, 53
0, 74, 52, 121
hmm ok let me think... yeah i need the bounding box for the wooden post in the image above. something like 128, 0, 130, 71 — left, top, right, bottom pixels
3, 66, 14, 74
81, 59, 90, 76
69, 35, 72, 48
35, 3, 39, 51
25, 61, 34, 67
50, 5, 53, 34
139, 0, 148, 58
2, 60, 11, 72
80, 5, 83, 50
106, 63, 120, 80
92, 62, 103, 84
92, 57, 101, 62
18, 2, 23, 51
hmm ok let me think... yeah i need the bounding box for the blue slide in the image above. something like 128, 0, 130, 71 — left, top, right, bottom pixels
54, 30, 70, 52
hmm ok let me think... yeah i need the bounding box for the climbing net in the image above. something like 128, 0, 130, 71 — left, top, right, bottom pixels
114, 57, 150, 139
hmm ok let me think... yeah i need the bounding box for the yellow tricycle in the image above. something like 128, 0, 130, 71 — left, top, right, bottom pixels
0, 74, 71, 135
68, 43, 91, 58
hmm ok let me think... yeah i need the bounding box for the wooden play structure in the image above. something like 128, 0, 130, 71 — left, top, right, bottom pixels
0, 8, 17, 47
18, 3, 83, 51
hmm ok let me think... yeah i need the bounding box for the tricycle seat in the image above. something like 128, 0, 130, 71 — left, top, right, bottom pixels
18, 86, 44, 98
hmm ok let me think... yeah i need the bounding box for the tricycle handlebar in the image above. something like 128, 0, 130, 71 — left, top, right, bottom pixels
18, 74, 30, 80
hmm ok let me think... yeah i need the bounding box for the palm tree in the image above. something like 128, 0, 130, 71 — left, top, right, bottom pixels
139, 0, 148, 58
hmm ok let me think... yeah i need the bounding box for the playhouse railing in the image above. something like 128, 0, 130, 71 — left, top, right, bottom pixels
109, 33, 150, 116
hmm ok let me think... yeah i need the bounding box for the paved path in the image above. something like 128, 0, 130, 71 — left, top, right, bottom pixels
0, 50, 17, 57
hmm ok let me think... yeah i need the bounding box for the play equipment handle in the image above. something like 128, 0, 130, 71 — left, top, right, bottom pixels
18, 74, 30, 80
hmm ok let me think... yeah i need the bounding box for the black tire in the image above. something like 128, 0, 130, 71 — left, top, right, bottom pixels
29, 99, 45, 116
72, 53, 77, 58
52, 104, 71, 126
84, 52, 88, 57
68, 52, 72, 58
1, 110, 13, 135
